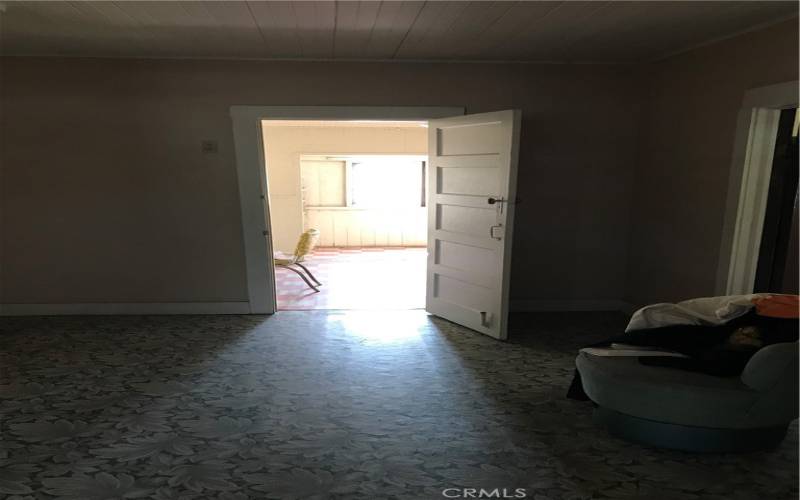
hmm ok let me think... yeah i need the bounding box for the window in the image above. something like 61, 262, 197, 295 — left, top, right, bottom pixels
350, 158, 425, 208
300, 160, 346, 207
301, 155, 426, 209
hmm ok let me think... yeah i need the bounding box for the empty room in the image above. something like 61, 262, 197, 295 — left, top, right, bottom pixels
1, 2, 799, 499
262, 119, 428, 310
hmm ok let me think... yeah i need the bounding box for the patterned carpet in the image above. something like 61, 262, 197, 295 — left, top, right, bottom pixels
0, 311, 797, 499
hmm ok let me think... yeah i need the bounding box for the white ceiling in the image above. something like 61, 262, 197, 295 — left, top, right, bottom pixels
1, 1, 797, 63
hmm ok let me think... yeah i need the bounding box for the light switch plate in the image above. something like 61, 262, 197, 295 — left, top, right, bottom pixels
201, 140, 218, 154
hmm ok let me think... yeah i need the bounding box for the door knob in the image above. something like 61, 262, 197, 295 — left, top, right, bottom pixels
488, 196, 522, 205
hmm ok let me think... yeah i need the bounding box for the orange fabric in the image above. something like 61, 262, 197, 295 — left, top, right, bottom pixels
751, 295, 800, 318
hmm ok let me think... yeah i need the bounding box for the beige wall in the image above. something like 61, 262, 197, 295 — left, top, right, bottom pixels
2, 19, 796, 309
0, 57, 642, 305
626, 20, 799, 307
3, 19, 796, 309
261, 124, 427, 253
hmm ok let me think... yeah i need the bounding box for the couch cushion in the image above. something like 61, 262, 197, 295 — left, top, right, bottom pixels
576, 352, 761, 429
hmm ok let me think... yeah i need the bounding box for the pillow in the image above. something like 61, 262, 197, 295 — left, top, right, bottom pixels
752, 295, 800, 319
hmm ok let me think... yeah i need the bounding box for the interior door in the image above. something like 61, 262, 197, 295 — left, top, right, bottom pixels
426, 110, 521, 340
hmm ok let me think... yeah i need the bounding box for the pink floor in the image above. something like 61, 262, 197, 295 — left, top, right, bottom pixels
275, 247, 427, 310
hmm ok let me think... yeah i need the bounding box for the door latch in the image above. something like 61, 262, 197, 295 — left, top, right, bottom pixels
488, 196, 522, 205
489, 224, 503, 240
488, 197, 509, 214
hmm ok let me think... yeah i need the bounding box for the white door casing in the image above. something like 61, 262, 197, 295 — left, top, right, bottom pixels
425, 110, 522, 340
230, 106, 464, 314
716, 81, 799, 295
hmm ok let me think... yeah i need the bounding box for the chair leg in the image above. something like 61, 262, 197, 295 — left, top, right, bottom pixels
276, 264, 320, 292
294, 262, 322, 286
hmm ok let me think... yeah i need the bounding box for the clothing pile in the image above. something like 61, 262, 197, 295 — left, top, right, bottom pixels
567, 294, 799, 400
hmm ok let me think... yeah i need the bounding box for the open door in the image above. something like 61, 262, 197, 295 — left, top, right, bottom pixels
426, 110, 521, 340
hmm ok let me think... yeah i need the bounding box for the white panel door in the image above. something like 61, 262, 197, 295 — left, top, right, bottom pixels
426, 110, 521, 340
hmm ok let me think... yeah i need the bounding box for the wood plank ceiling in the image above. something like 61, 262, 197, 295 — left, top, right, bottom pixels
1, 1, 797, 63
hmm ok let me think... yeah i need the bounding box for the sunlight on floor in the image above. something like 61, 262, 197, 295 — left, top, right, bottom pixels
276, 247, 426, 310
324, 310, 428, 343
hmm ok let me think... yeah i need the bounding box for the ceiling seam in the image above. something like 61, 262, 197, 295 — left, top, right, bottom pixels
332, 0, 338, 59
73, 2, 144, 54
647, 12, 799, 64
453, 1, 518, 59
364, 0, 383, 58
245, 1, 271, 55
390, 0, 426, 60
483, 1, 564, 55
290, 1, 304, 58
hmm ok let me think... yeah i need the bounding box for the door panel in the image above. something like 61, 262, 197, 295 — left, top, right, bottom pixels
438, 122, 504, 155
436, 240, 496, 273
437, 204, 497, 237
426, 110, 521, 339
438, 165, 501, 196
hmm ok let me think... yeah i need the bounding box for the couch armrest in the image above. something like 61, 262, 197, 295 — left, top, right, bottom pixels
741, 342, 798, 392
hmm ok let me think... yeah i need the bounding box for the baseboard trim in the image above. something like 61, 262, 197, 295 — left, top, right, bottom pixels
510, 299, 635, 314
0, 302, 252, 316
2, 300, 637, 317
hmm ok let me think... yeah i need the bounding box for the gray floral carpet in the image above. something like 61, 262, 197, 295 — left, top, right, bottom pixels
1, 311, 797, 500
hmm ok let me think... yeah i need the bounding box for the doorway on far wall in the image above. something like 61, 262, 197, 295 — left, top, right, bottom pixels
262, 120, 428, 311
754, 108, 799, 294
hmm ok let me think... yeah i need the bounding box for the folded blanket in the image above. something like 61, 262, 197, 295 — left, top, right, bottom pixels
626, 294, 767, 332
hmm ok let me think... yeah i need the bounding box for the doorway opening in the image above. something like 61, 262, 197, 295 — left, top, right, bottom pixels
753, 108, 799, 294
231, 106, 520, 339
261, 120, 428, 310
717, 81, 798, 296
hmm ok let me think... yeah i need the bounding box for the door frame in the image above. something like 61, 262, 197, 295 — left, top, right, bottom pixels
716, 81, 798, 295
229, 106, 464, 314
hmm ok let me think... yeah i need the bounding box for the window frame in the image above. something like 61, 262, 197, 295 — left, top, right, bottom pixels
299, 154, 427, 210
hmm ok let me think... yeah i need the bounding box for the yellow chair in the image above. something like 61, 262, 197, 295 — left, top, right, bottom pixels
274, 229, 322, 292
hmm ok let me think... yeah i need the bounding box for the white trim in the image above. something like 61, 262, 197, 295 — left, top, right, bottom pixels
716, 81, 798, 295
0, 302, 251, 316
510, 299, 635, 315
230, 106, 464, 314
741, 81, 800, 109
722, 109, 780, 294
1, 300, 634, 316
231, 106, 464, 122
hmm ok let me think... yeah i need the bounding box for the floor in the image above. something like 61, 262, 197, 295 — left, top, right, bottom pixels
275, 247, 426, 310
1, 311, 797, 499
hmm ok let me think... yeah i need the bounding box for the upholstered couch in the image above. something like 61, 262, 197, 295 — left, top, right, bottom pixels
576, 342, 799, 452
